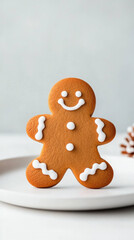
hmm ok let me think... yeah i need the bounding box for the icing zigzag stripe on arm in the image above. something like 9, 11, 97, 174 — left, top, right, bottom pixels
35, 116, 46, 140
95, 118, 106, 142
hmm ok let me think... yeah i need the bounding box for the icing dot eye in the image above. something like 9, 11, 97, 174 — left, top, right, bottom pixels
61, 91, 68, 97
75, 91, 82, 97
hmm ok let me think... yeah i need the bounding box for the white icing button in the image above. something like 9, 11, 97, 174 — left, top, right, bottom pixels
67, 122, 75, 130
61, 91, 68, 97
66, 143, 74, 151
75, 91, 82, 97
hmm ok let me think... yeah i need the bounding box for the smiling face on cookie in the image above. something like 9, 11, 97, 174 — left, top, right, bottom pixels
58, 90, 85, 111
48, 78, 96, 116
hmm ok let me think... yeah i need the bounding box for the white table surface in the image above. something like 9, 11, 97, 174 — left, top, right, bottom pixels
1, 134, 134, 240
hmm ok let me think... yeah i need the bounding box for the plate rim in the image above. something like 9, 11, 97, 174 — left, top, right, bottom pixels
0, 154, 134, 211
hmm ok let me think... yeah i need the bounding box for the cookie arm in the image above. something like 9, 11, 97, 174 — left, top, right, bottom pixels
93, 118, 116, 145
26, 114, 50, 142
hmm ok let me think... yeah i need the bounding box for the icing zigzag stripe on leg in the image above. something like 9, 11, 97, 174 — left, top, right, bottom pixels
95, 118, 106, 142
80, 162, 107, 182
32, 160, 58, 180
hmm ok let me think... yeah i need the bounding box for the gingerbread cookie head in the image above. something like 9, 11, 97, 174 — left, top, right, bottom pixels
48, 78, 96, 116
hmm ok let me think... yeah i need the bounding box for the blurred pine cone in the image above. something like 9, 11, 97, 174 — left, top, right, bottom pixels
120, 124, 134, 157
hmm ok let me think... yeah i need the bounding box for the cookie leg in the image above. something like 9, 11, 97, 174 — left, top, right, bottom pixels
72, 158, 113, 189
26, 158, 65, 188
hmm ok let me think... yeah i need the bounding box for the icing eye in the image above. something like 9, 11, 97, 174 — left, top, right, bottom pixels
75, 91, 82, 98
61, 91, 68, 97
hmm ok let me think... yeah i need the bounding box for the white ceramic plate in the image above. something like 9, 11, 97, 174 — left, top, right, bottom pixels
0, 155, 134, 210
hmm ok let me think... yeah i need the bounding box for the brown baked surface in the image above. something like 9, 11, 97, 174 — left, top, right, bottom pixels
26, 78, 116, 189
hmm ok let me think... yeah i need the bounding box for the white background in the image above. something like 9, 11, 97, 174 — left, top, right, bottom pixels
1, 0, 134, 133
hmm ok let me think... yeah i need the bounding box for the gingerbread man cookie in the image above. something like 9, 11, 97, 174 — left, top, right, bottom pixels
26, 78, 116, 189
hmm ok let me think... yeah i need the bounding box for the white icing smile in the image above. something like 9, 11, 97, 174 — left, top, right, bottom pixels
58, 98, 85, 111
